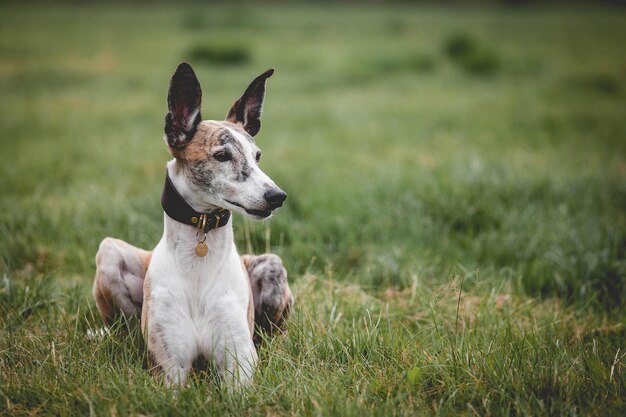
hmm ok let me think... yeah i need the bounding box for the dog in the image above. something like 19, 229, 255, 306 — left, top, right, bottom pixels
92, 62, 293, 388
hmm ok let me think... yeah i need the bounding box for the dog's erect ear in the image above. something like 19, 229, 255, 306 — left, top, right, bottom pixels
164, 62, 202, 150
226, 68, 274, 137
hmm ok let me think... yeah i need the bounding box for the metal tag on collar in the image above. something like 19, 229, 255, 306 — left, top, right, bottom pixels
195, 233, 208, 257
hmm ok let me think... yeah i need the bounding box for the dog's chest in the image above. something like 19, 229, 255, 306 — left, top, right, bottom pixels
149, 239, 248, 324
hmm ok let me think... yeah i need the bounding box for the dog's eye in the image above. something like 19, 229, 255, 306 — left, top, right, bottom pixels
255, 152, 262, 163
213, 151, 232, 162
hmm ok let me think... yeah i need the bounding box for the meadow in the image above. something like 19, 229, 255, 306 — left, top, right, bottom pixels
1, 2, 625, 416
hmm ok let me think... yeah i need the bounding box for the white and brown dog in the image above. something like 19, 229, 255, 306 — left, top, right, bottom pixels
92, 63, 293, 388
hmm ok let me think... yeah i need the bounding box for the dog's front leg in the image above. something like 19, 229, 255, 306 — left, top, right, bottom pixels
212, 324, 258, 388
147, 323, 195, 388
143, 298, 196, 388
164, 363, 191, 388
216, 344, 257, 388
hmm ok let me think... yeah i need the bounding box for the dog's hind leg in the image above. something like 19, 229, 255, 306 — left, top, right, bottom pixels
241, 254, 293, 343
93, 237, 151, 324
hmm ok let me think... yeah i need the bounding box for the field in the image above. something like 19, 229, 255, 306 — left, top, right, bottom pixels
1, 2, 626, 416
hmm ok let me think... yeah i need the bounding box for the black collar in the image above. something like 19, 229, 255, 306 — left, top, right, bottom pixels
161, 171, 231, 233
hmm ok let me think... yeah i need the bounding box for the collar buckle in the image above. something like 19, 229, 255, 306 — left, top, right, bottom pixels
198, 213, 208, 231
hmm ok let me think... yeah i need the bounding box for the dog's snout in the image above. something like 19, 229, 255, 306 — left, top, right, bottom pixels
264, 188, 287, 208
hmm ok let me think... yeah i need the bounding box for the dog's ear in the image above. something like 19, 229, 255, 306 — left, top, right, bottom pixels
164, 62, 202, 150
226, 68, 274, 137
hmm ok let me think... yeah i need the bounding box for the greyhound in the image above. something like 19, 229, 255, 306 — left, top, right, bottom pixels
92, 62, 293, 388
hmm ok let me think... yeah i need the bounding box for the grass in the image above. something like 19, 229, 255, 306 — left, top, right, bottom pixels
1, 2, 626, 416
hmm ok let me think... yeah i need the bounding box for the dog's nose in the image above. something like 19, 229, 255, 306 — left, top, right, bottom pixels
264, 188, 287, 208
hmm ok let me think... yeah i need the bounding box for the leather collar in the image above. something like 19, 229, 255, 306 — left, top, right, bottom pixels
161, 171, 231, 233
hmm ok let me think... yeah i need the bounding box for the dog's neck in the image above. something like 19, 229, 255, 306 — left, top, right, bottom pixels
163, 161, 234, 262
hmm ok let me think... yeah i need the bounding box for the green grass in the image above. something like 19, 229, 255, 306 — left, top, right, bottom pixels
1, 3, 626, 416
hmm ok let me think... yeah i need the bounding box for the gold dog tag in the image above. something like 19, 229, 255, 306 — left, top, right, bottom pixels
195, 242, 208, 257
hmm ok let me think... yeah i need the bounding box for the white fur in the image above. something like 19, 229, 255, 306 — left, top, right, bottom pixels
143, 161, 257, 388
185, 108, 200, 131
224, 126, 279, 211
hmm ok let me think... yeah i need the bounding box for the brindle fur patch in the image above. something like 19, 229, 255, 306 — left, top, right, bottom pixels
242, 254, 293, 344
93, 238, 151, 324
173, 121, 257, 190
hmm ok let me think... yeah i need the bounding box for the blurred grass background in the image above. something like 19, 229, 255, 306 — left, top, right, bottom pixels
1, 2, 625, 416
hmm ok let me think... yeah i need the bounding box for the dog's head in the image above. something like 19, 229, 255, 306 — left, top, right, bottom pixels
164, 63, 286, 220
